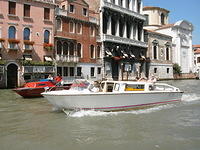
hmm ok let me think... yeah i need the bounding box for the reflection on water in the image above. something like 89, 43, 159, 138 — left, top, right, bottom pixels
0, 80, 200, 150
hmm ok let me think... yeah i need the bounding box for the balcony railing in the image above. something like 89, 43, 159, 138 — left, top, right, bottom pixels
102, 34, 147, 48
102, 1, 146, 21
56, 55, 80, 63
24, 66, 55, 73
55, 7, 68, 16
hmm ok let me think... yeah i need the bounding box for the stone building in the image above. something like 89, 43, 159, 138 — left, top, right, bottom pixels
0, 0, 55, 88
142, 6, 173, 79
85, 0, 148, 81
193, 45, 200, 74
54, 0, 102, 82
144, 30, 173, 79
143, 6, 194, 77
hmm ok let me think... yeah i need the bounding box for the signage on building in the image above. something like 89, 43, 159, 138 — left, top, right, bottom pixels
24, 66, 55, 73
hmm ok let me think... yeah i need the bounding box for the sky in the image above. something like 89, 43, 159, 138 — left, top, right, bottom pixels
143, 0, 200, 45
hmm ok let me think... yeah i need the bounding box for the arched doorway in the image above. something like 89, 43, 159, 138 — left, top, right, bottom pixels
7, 63, 18, 88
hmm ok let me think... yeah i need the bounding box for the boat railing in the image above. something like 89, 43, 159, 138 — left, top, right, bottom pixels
153, 83, 180, 92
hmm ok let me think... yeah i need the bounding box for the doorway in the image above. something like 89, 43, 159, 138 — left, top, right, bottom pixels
7, 63, 18, 88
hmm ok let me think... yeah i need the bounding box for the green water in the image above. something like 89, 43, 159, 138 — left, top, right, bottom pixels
0, 80, 200, 150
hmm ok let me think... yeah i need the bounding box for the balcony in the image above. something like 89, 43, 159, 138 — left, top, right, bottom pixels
102, 34, 147, 48
24, 66, 55, 74
55, 7, 68, 16
56, 55, 79, 63
102, 1, 146, 21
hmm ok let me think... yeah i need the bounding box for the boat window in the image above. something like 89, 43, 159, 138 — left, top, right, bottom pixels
114, 83, 120, 91
125, 84, 144, 91
106, 82, 114, 92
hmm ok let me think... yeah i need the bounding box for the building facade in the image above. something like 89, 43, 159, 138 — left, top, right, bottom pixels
85, 0, 148, 81
145, 30, 173, 79
193, 45, 200, 75
55, 0, 102, 82
0, 0, 55, 88
143, 6, 194, 76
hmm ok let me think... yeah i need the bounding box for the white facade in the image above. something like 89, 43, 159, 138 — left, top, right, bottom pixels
155, 20, 194, 73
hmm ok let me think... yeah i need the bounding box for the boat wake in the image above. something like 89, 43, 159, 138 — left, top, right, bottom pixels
69, 104, 177, 118
181, 93, 200, 102
68, 93, 200, 118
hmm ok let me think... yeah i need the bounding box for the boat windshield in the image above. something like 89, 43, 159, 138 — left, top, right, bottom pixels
70, 80, 90, 91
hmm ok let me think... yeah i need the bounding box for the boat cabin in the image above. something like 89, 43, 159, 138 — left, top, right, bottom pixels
99, 81, 179, 93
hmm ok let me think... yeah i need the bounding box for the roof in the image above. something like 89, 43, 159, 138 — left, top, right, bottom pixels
155, 24, 174, 30
193, 45, 200, 48
194, 49, 200, 54
143, 6, 170, 13
145, 29, 172, 38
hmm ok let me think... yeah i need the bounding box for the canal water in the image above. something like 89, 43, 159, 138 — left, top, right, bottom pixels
0, 80, 200, 150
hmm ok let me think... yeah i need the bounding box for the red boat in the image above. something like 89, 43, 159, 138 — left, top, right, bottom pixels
13, 76, 71, 98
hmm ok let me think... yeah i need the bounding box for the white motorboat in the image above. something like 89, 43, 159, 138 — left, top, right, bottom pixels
42, 80, 183, 111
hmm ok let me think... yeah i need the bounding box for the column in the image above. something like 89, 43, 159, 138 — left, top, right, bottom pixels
123, 21, 127, 38
107, 15, 112, 35
141, 28, 144, 42
123, 0, 126, 8
135, 23, 138, 40
130, 23, 134, 39
134, 0, 137, 12
115, 18, 120, 36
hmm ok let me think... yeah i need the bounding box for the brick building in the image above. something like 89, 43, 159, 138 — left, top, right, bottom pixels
0, 0, 55, 88
55, 0, 102, 82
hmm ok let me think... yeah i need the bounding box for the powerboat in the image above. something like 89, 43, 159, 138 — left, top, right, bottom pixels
13, 76, 71, 98
42, 80, 183, 111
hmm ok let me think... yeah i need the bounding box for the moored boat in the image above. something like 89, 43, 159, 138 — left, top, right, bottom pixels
42, 80, 183, 111
13, 76, 71, 98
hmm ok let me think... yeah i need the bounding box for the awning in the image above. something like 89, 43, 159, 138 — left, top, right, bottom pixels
121, 50, 128, 58
24, 55, 32, 61
105, 49, 112, 56
44, 56, 53, 61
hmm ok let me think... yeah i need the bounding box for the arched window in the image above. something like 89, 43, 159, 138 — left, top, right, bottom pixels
63, 42, 68, 55
56, 19, 62, 31
69, 21, 75, 33
90, 26, 95, 36
90, 45, 95, 59
57, 41, 62, 55
166, 47, 170, 60
77, 43, 82, 57
77, 23, 82, 34
44, 30, 50, 43
23, 28, 30, 40
8, 26, 16, 39
161, 13, 165, 25
152, 40, 158, 59
97, 46, 101, 58
69, 42, 74, 56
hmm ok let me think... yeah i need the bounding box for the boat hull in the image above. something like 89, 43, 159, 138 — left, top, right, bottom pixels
42, 91, 183, 111
13, 86, 70, 98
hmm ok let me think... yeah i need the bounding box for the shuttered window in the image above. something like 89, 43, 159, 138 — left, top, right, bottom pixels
24, 4, 30, 17
9, 1, 16, 15
44, 8, 50, 20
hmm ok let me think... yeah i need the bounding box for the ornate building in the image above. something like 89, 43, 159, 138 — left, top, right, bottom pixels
85, 0, 148, 80
55, 0, 101, 82
143, 6, 194, 77
0, 0, 55, 88
143, 7, 173, 79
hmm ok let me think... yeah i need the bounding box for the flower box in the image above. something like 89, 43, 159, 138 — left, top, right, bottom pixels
0, 38, 5, 42
24, 40, 35, 45
43, 43, 53, 50
8, 38, 20, 43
